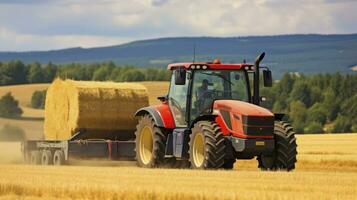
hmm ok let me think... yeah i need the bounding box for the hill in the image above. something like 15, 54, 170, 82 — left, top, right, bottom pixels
1, 34, 357, 78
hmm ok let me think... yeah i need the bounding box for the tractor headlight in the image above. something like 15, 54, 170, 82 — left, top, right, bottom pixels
190, 64, 208, 70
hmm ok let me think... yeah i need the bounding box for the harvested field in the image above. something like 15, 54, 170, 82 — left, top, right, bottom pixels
0, 83, 48, 108
0, 134, 357, 199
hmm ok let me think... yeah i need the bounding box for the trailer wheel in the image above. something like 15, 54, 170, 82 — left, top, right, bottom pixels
135, 115, 166, 168
30, 151, 41, 165
53, 150, 65, 166
41, 150, 53, 165
24, 151, 31, 164
257, 121, 297, 171
189, 121, 226, 169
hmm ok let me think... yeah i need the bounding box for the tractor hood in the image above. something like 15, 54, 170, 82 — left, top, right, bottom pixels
213, 100, 274, 117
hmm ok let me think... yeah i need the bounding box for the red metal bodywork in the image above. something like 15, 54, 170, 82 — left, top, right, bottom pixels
152, 102, 175, 129
167, 62, 253, 70
152, 100, 274, 139
213, 100, 274, 139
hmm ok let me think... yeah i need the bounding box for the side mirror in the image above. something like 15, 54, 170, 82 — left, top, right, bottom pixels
263, 70, 273, 87
174, 68, 186, 85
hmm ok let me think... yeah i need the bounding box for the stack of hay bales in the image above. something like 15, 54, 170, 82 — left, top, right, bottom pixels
44, 79, 149, 140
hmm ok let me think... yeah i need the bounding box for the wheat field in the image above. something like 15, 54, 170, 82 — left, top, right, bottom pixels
0, 83, 357, 199
0, 134, 357, 200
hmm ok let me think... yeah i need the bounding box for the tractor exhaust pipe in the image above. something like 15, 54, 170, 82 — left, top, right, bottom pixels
253, 52, 265, 105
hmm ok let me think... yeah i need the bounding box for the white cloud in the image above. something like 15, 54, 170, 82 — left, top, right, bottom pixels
0, 28, 131, 51
0, 0, 356, 51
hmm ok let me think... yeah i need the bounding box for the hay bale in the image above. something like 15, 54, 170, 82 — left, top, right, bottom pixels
44, 79, 149, 140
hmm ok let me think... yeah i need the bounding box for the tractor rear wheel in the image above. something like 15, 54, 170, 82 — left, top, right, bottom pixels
189, 121, 226, 169
135, 115, 166, 168
258, 121, 297, 171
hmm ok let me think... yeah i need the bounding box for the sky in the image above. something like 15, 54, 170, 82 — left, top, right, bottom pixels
0, 0, 356, 51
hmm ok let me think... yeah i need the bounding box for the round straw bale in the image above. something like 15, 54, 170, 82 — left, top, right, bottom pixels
44, 79, 149, 140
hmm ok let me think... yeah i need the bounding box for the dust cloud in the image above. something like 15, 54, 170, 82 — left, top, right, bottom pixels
0, 142, 23, 164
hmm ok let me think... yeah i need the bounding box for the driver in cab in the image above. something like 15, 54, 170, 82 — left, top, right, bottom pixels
196, 79, 213, 113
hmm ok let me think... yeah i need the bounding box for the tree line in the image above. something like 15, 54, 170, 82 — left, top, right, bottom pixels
0, 60, 171, 85
0, 60, 356, 133
261, 73, 357, 133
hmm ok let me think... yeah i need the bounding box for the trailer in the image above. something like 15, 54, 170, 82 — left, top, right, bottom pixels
22, 130, 136, 165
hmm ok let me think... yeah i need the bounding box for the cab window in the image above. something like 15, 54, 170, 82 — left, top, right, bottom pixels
190, 70, 249, 120
168, 72, 189, 127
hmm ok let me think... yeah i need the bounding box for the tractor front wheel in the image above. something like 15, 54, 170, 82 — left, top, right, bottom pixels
135, 115, 166, 168
189, 121, 226, 169
258, 121, 297, 171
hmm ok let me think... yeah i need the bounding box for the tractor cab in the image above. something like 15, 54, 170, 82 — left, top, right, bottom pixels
135, 53, 297, 170
166, 61, 267, 128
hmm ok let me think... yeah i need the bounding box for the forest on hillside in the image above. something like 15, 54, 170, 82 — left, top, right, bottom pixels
1, 35, 356, 78
0, 60, 356, 133
260, 73, 357, 133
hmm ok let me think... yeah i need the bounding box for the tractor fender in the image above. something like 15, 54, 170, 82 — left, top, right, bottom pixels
135, 104, 175, 129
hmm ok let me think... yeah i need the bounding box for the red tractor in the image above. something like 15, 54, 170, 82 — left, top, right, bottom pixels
135, 53, 297, 170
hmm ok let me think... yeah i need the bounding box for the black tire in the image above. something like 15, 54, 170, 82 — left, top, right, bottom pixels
135, 115, 166, 168
257, 121, 297, 171
189, 121, 226, 169
221, 139, 236, 169
222, 159, 236, 169
41, 150, 53, 165
53, 150, 65, 166
163, 158, 191, 169
30, 151, 41, 165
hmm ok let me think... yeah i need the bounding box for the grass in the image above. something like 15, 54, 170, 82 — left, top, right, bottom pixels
0, 134, 357, 199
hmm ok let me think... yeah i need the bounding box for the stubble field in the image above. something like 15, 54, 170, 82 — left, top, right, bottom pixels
0, 134, 356, 200
0, 82, 356, 199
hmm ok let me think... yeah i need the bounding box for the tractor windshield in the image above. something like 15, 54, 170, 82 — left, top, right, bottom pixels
191, 70, 249, 119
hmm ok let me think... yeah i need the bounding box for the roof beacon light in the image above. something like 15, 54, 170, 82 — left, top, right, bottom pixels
202, 65, 208, 69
